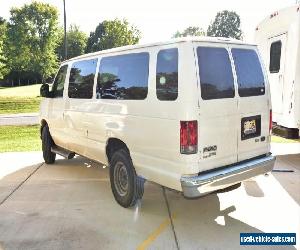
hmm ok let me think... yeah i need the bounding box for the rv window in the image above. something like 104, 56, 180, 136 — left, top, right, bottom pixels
68, 59, 97, 99
52, 65, 68, 98
232, 49, 265, 97
97, 53, 149, 100
156, 48, 178, 101
269, 41, 282, 73
197, 47, 235, 100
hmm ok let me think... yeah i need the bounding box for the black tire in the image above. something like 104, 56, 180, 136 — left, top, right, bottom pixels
42, 125, 56, 164
109, 148, 144, 208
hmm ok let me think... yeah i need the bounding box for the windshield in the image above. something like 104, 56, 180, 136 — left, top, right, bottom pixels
231, 48, 265, 97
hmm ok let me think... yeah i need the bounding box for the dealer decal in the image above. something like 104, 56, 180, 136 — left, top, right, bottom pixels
203, 145, 217, 158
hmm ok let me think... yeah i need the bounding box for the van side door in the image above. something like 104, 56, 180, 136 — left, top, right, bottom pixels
64, 58, 98, 154
47, 64, 69, 148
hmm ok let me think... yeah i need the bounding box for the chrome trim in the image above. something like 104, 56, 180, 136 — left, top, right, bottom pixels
181, 155, 276, 198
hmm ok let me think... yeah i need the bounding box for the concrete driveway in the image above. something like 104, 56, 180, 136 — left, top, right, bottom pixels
0, 146, 299, 250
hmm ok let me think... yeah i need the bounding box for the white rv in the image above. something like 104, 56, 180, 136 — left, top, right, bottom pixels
255, 5, 300, 138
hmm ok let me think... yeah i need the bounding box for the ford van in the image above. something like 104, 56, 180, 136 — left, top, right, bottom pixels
39, 37, 275, 208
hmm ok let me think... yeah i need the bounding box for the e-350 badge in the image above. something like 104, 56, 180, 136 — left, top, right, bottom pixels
203, 145, 217, 158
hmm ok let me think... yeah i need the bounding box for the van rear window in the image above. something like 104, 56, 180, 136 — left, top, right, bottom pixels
197, 47, 235, 100
231, 49, 265, 97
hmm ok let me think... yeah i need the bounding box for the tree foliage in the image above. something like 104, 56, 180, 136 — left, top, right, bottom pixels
5, 2, 59, 82
173, 26, 205, 38
86, 19, 141, 53
207, 10, 242, 40
57, 24, 88, 61
0, 17, 7, 79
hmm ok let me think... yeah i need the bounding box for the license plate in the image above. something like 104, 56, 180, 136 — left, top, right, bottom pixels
244, 120, 256, 135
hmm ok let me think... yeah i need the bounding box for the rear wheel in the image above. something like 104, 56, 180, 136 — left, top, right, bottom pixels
109, 148, 144, 208
42, 125, 56, 164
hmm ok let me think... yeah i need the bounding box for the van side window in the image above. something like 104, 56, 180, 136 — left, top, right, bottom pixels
97, 53, 149, 100
232, 49, 265, 97
156, 48, 178, 101
269, 41, 281, 73
68, 59, 97, 99
51, 65, 68, 98
197, 47, 234, 100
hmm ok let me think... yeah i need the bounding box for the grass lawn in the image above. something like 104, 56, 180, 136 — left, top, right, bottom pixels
0, 84, 42, 114
0, 125, 41, 152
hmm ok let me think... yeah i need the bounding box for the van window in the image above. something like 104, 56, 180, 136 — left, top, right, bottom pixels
269, 41, 281, 73
156, 48, 178, 100
68, 59, 97, 99
232, 49, 265, 97
97, 53, 149, 100
197, 47, 235, 100
52, 65, 68, 98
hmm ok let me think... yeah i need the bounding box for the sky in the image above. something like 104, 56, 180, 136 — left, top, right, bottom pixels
0, 0, 298, 43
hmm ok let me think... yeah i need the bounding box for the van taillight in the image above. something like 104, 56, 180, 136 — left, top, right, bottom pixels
180, 121, 198, 154
269, 110, 272, 133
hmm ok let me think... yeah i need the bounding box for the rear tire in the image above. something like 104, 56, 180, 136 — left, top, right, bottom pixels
42, 125, 56, 164
109, 148, 144, 208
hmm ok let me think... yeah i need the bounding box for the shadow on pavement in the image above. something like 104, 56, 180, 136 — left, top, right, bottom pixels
166, 191, 296, 250
272, 154, 300, 205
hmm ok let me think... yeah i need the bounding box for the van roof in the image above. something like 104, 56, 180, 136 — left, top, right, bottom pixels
64, 36, 255, 63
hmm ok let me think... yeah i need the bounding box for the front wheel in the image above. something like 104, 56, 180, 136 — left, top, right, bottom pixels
42, 125, 56, 164
109, 149, 145, 208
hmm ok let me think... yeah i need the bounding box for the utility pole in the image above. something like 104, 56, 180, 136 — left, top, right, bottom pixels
63, 0, 67, 60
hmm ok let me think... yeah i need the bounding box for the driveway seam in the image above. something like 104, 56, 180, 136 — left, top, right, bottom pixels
162, 187, 180, 250
0, 162, 43, 206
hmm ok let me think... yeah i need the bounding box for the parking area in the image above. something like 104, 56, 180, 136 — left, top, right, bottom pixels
0, 144, 299, 250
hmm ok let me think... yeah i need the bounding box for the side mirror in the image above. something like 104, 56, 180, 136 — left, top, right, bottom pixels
40, 84, 51, 98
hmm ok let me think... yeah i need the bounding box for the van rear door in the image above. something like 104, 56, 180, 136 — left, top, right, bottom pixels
195, 44, 239, 172
230, 45, 270, 161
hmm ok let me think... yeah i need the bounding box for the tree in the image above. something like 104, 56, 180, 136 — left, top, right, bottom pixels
5, 2, 59, 83
56, 24, 88, 61
86, 19, 141, 53
0, 17, 7, 79
173, 26, 205, 38
207, 10, 242, 40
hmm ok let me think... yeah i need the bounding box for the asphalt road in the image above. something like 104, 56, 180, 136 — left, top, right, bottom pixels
0, 146, 299, 250
0, 113, 39, 126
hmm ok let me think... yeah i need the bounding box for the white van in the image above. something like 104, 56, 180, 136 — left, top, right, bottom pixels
255, 5, 300, 138
39, 37, 275, 208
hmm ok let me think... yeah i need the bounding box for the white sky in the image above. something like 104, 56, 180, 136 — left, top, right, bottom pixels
0, 0, 297, 43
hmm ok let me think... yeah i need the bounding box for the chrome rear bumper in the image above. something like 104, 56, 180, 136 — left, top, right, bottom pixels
181, 155, 275, 198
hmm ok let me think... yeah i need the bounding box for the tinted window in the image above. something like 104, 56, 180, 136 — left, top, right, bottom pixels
97, 53, 149, 100
232, 49, 265, 97
269, 41, 281, 73
68, 59, 97, 99
52, 65, 68, 98
197, 47, 234, 100
156, 48, 178, 100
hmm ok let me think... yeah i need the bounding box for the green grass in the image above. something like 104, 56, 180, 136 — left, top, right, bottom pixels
0, 84, 41, 97
0, 84, 42, 114
271, 135, 300, 144
0, 125, 41, 152
0, 97, 41, 114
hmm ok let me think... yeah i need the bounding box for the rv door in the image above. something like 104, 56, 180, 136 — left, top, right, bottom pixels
268, 33, 287, 115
